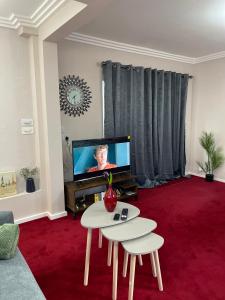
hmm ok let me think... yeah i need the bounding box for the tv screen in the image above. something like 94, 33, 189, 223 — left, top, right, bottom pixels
72, 136, 130, 181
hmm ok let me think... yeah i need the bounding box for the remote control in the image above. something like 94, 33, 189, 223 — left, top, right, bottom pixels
113, 213, 120, 221
121, 208, 128, 220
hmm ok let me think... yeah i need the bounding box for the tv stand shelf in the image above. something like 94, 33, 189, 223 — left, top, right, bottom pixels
64, 171, 138, 217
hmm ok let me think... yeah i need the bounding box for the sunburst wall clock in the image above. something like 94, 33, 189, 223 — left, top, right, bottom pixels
59, 75, 92, 117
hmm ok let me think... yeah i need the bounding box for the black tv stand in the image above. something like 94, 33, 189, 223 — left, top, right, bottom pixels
64, 171, 138, 217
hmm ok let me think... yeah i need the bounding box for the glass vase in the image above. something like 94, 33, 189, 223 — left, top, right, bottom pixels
26, 177, 35, 193
104, 184, 117, 212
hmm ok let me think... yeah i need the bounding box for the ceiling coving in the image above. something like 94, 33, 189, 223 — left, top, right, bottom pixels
0, 0, 66, 29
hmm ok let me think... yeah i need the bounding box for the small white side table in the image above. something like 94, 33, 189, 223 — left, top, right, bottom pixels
122, 233, 164, 300
81, 201, 140, 286
101, 217, 157, 300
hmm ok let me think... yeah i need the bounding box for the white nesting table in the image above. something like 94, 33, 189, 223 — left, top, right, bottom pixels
122, 233, 164, 300
101, 217, 157, 300
81, 201, 140, 286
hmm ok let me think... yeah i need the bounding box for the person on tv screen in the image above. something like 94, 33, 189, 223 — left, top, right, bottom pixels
87, 145, 117, 172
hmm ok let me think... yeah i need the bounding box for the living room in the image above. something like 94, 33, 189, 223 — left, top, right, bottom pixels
1, 0, 225, 299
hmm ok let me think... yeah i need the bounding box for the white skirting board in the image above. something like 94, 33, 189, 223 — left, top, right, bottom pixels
15, 210, 68, 224
188, 172, 225, 183
47, 211, 68, 220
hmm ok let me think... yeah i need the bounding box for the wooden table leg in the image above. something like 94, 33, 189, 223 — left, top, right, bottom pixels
128, 255, 136, 300
150, 252, 157, 277
112, 241, 119, 300
138, 254, 143, 266
154, 250, 163, 291
84, 228, 92, 286
98, 229, 103, 248
122, 251, 129, 277
107, 240, 113, 266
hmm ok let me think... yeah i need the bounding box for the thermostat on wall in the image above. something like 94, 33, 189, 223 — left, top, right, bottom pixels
21, 127, 34, 135
21, 118, 33, 127
21, 118, 34, 135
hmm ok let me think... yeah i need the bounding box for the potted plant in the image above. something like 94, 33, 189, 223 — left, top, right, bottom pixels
197, 132, 224, 182
20, 167, 38, 193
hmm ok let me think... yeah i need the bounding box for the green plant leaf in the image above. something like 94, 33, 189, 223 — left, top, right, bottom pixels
199, 132, 215, 155
20, 167, 38, 180
108, 172, 113, 185
197, 161, 208, 173
211, 148, 225, 171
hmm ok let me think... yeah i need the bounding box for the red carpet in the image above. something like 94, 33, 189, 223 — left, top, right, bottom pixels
19, 176, 225, 300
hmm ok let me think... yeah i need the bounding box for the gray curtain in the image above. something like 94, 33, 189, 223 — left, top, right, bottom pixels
102, 61, 189, 184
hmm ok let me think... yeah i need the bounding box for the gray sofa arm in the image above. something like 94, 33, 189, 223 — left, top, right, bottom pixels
0, 211, 14, 225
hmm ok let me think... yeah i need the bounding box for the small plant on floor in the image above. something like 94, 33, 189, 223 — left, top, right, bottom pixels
197, 132, 224, 181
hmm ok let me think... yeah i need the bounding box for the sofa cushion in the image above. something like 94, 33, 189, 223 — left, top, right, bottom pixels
0, 224, 19, 259
0, 249, 46, 299
0, 211, 14, 225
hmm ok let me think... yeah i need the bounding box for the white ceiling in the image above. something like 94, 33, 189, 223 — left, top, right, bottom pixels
1, 0, 225, 59
0, 0, 42, 18
76, 0, 225, 58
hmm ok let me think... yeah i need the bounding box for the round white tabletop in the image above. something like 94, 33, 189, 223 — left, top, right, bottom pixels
101, 217, 157, 242
81, 200, 140, 229
122, 232, 164, 255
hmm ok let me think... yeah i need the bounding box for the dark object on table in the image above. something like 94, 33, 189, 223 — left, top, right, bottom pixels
113, 213, 120, 221
121, 208, 128, 220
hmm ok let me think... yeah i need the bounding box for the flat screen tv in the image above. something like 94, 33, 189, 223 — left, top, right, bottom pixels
72, 136, 131, 181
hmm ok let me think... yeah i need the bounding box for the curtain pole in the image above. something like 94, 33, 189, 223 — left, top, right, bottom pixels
100, 61, 193, 79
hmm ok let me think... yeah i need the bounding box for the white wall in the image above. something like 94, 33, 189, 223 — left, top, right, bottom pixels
39, 41, 65, 214
0, 0, 85, 222
190, 58, 225, 180
0, 28, 35, 187
58, 40, 193, 170
0, 28, 46, 219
